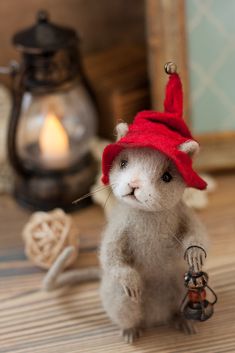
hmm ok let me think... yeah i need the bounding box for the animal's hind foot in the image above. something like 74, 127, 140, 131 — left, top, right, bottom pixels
121, 327, 142, 344
173, 315, 198, 335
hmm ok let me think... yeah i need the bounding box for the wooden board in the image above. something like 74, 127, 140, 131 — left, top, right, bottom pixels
1, 173, 235, 352
195, 132, 235, 172
145, 0, 235, 173
145, 0, 189, 118
84, 44, 150, 139
0, 0, 145, 87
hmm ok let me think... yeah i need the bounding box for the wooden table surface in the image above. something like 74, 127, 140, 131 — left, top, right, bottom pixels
1, 173, 235, 353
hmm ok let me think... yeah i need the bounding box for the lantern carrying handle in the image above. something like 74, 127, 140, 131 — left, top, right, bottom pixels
206, 285, 218, 305
0, 60, 29, 176
7, 66, 31, 177
184, 245, 207, 261
0, 61, 19, 76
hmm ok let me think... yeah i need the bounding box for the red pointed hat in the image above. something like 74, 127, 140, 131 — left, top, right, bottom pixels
102, 63, 207, 190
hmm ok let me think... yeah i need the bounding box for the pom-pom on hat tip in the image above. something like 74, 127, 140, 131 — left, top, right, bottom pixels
164, 62, 177, 75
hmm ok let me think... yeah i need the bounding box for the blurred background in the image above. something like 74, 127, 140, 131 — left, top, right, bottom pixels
0, 0, 234, 211
1, 2, 235, 351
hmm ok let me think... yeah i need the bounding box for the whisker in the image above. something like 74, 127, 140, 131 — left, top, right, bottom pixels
103, 188, 113, 210
72, 183, 115, 204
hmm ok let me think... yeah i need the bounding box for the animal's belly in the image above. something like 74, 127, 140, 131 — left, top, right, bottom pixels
133, 238, 185, 279
141, 266, 186, 326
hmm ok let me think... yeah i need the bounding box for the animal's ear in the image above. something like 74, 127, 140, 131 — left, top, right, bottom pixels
115, 122, 129, 140
178, 140, 200, 158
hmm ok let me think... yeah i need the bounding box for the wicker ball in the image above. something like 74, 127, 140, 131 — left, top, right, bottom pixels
22, 208, 79, 269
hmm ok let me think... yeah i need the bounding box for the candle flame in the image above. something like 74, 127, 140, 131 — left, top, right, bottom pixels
39, 113, 69, 160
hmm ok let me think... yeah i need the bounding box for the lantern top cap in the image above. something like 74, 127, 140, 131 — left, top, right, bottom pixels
12, 10, 79, 54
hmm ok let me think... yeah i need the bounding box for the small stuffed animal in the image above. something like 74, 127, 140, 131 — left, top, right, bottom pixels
99, 63, 208, 342
43, 63, 209, 343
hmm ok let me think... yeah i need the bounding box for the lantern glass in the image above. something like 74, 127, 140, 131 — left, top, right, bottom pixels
16, 83, 97, 171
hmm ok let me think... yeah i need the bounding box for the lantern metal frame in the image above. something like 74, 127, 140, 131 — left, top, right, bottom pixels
2, 11, 98, 211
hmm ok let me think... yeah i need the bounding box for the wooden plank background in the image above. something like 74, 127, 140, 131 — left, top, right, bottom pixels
1, 172, 235, 352
0, 0, 145, 88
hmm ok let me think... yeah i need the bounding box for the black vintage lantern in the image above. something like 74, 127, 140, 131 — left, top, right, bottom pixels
181, 270, 217, 322
5, 11, 98, 211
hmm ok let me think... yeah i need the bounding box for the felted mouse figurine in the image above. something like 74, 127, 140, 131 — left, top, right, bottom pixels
100, 62, 208, 342
42, 63, 209, 343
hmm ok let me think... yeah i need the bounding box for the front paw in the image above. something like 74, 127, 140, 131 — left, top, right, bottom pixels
185, 246, 206, 272
119, 268, 142, 303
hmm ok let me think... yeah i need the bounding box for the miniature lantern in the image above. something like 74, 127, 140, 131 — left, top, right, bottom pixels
181, 270, 217, 321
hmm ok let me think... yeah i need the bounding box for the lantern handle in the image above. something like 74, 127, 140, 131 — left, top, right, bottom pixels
0, 61, 19, 77
206, 285, 218, 305
0, 60, 28, 176
7, 66, 31, 177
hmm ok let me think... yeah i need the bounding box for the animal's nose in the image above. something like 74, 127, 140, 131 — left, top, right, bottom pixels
128, 180, 140, 189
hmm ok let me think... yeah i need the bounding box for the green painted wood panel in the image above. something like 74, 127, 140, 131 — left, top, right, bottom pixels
186, 0, 235, 133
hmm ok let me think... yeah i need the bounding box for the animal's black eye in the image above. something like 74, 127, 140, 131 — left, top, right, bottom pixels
161, 171, 172, 183
120, 159, 128, 169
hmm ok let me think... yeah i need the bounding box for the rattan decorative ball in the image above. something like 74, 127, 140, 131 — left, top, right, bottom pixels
22, 208, 79, 269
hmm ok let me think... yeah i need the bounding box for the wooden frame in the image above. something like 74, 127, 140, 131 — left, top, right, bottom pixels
145, 0, 189, 117
145, 0, 235, 172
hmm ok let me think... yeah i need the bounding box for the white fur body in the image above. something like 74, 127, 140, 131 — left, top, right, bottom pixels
100, 146, 208, 333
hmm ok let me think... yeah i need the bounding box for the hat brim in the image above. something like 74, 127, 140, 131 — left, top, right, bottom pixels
102, 137, 207, 190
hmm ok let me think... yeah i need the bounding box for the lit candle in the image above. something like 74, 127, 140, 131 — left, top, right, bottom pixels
39, 113, 69, 167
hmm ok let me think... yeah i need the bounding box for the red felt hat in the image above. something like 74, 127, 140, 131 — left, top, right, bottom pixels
101, 64, 207, 190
